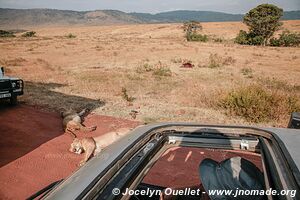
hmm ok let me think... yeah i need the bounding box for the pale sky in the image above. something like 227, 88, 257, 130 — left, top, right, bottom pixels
0, 0, 299, 14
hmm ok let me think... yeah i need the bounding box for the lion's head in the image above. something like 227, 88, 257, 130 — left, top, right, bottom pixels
69, 138, 84, 154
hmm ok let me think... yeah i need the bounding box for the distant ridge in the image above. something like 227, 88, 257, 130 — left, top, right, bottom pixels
0, 8, 299, 28
132, 10, 300, 22
130, 10, 244, 22
282, 10, 300, 20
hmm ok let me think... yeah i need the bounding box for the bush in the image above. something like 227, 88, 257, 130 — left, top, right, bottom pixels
235, 30, 264, 45
220, 85, 274, 122
212, 37, 224, 43
269, 31, 300, 47
287, 96, 300, 113
170, 57, 183, 64
269, 38, 281, 47
199, 54, 235, 68
183, 21, 205, 41
136, 61, 172, 77
241, 68, 254, 78
22, 31, 36, 37
152, 62, 172, 77
136, 63, 154, 73
220, 85, 300, 123
0, 30, 15, 37
235, 30, 249, 45
187, 33, 208, 42
222, 56, 236, 66
66, 33, 76, 38
249, 34, 264, 46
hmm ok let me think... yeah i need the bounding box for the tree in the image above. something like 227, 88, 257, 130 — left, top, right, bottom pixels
182, 21, 202, 41
243, 4, 283, 45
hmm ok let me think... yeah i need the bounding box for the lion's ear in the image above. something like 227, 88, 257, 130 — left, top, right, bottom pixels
59, 108, 66, 117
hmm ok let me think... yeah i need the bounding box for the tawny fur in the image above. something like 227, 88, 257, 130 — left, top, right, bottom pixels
61, 108, 97, 138
69, 127, 132, 166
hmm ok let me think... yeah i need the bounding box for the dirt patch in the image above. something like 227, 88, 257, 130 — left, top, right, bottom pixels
0, 105, 139, 200
0, 104, 62, 167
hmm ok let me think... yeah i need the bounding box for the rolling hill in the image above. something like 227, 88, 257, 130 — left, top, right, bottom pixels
0, 8, 142, 28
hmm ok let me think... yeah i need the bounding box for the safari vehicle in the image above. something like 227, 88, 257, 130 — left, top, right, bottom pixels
0, 67, 24, 105
30, 118, 300, 200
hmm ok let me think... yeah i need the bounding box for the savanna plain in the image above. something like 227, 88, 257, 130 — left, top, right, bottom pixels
1, 21, 300, 127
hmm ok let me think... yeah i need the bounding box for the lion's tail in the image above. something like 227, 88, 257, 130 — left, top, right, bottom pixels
81, 125, 97, 132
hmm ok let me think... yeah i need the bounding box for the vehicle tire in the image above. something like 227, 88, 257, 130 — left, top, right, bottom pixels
10, 95, 17, 105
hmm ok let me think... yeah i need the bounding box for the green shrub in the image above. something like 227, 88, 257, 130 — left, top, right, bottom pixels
199, 54, 235, 68
183, 21, 203, 41
170, 57, 183, 63
152, 64, 172, 77
220, 86, 273, 122
269, 38, 281, 46
287, 96, 300, 113
136, 61, 171, 77
235, 30, 264, 45
22, 31, 36, 37
269, 31, 300, 47
222, 56, 236, 66
241, 68, 254, 78
187, 33, 208, 42
136, 63, 154, 73
235, 30, 249, 45
182, 21, 207, 42
257, 77, 300, 92
212, 37, 224, 43
220, 85, 300, 123
0, 30, 16, 37
66, 33, 76, 38
249, 34, 264, 46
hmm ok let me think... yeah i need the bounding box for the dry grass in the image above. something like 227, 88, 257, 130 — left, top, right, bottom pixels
0, 57, 27, 66
0, 20, 299, 127
241, 67, 254, 78
219, 85, 300, 123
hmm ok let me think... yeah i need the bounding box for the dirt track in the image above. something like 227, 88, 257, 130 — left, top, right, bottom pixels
0, 104, 139, 200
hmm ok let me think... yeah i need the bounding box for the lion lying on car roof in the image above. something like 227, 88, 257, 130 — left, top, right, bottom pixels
61, 108, 97, 138
69, 127, 133, 166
